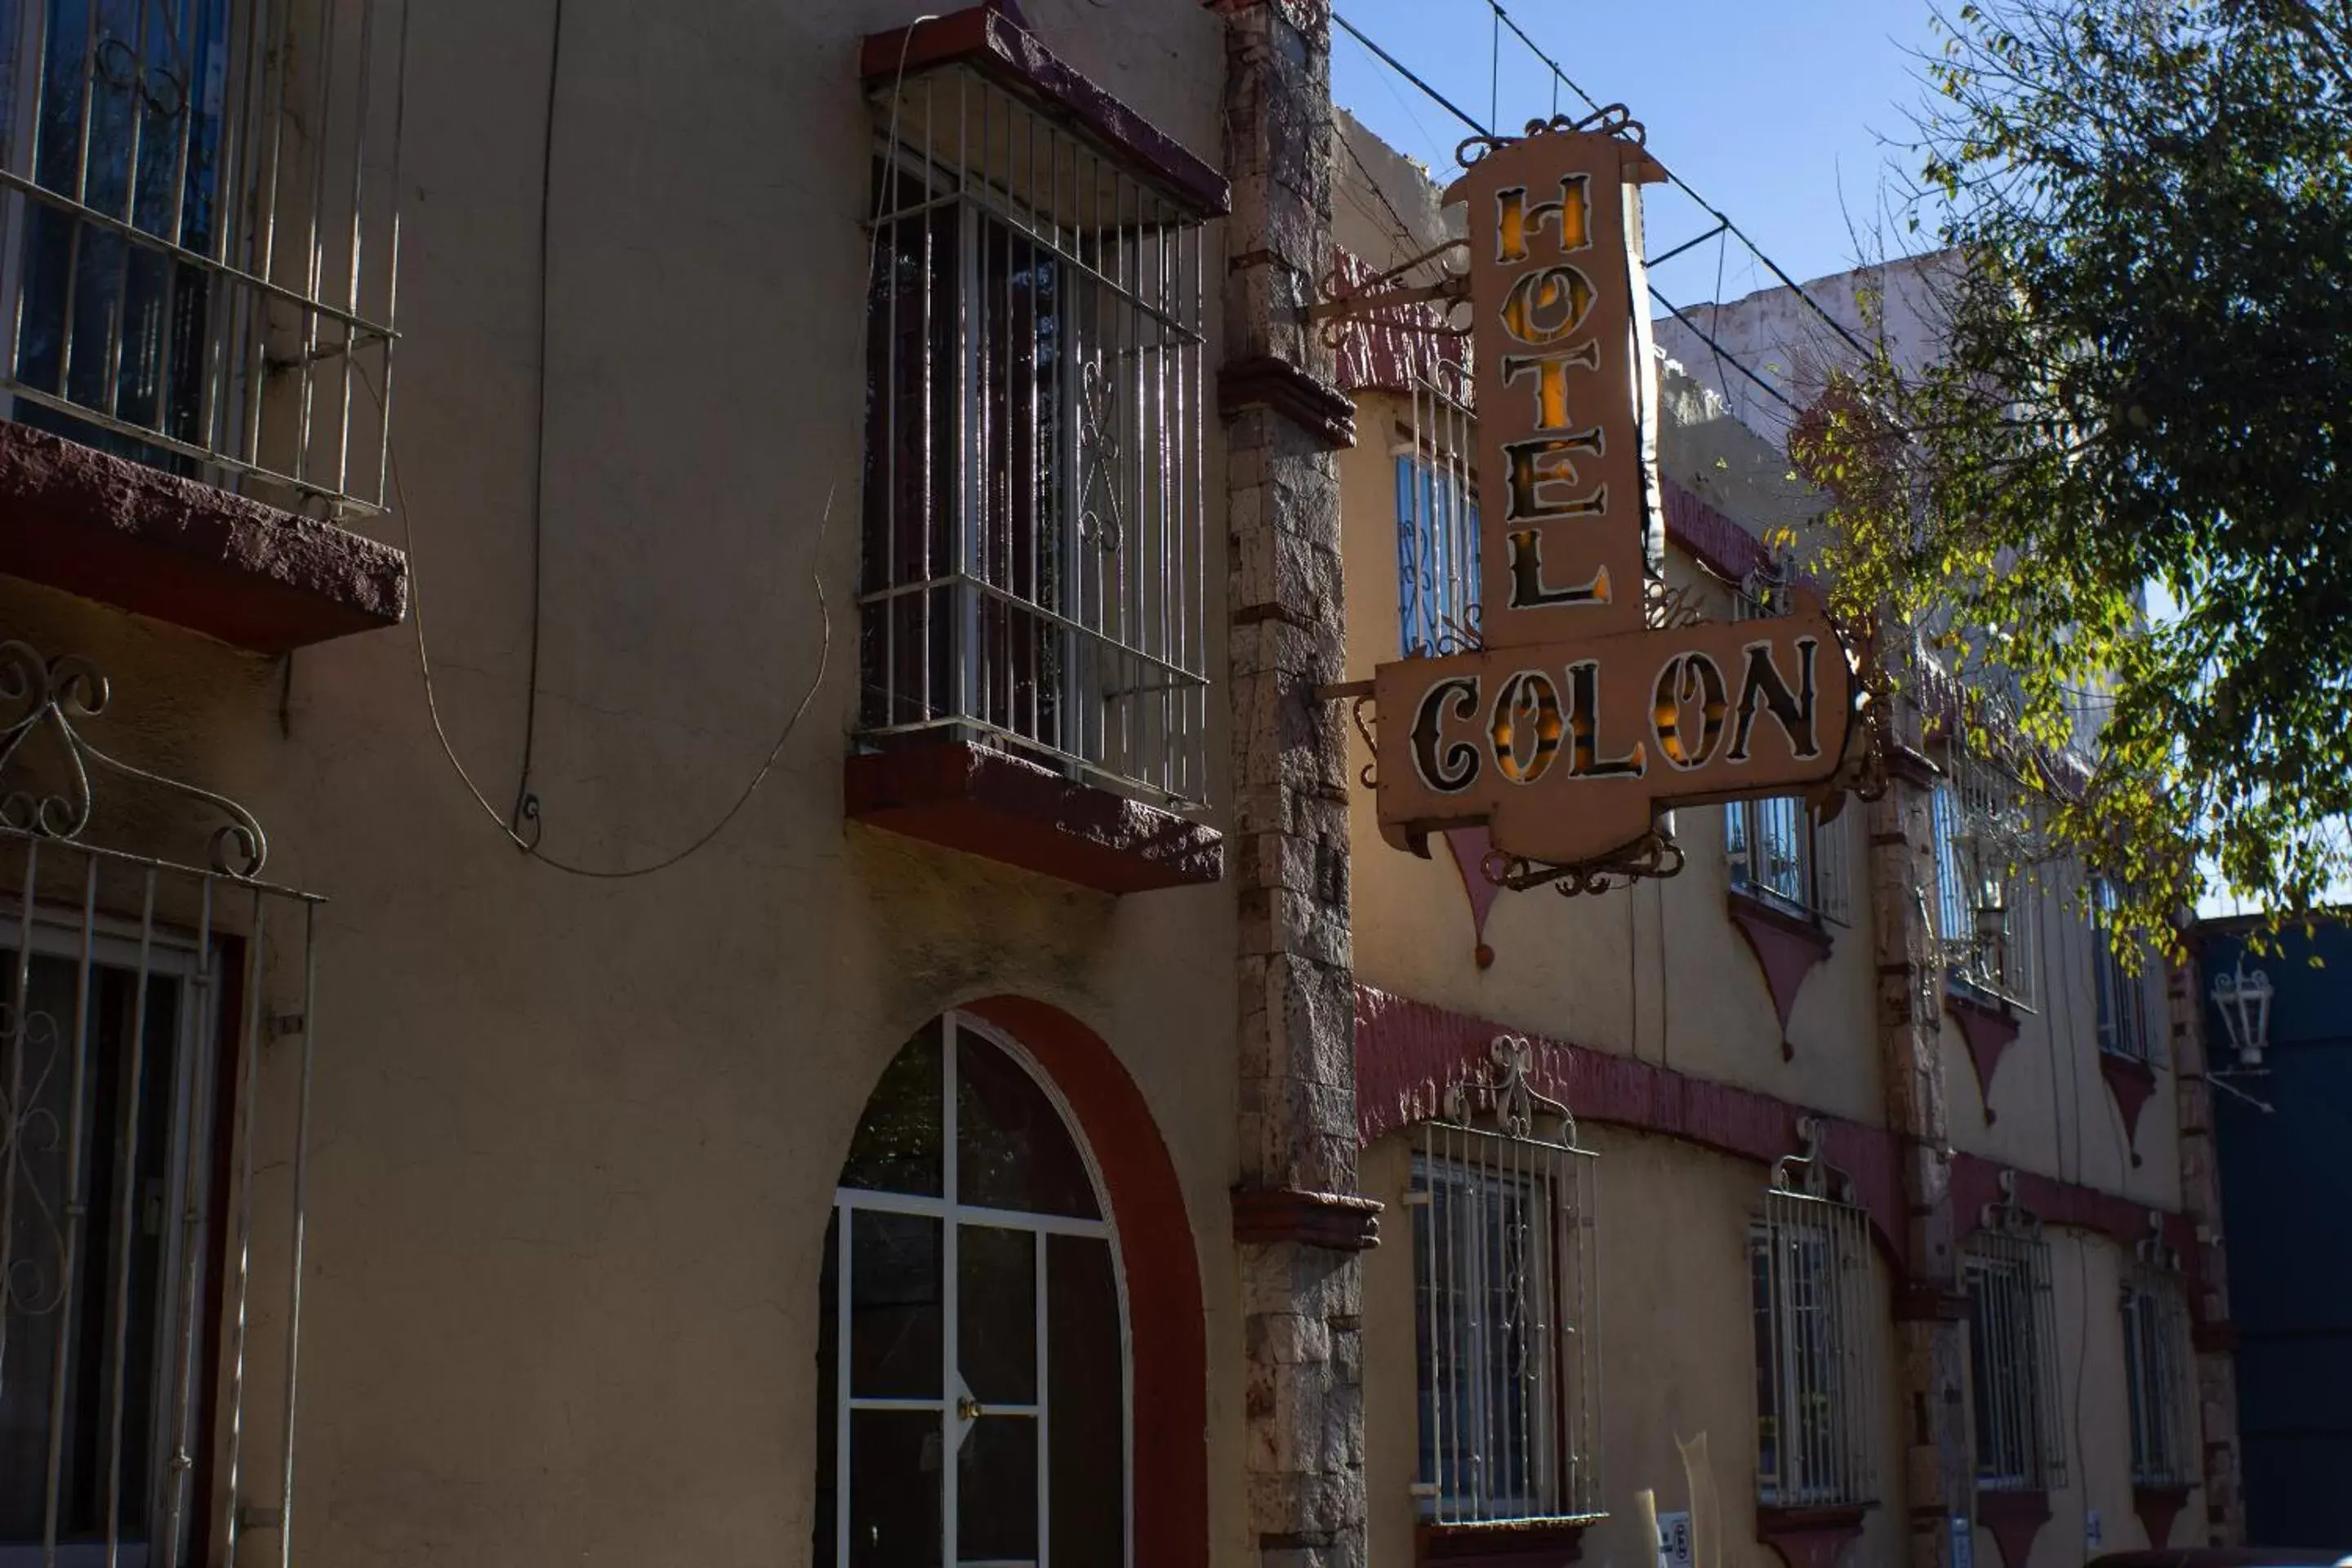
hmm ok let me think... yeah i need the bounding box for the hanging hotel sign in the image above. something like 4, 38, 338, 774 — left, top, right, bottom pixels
1358, 116, 1856, 876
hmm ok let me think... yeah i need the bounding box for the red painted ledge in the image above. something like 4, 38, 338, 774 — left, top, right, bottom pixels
1977, 1488, 2051, 1568
1727, 889, 1833, 1054
1418, 1518, 1588, 1568
860, 2, 1230, 221
0, 418, 407, 651
2100, 1050, 2160, 1158
2133, 1484, 2191, 1550
845, 739, 1224, 894
1756, 1503, 1870, 1568
1947, 987, 2024, 1118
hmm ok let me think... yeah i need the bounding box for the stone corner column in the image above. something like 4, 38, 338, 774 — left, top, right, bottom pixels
1865, 690, 1974, 1568
1214, 4, 1375, 1568
2167, 945, 2247, 1548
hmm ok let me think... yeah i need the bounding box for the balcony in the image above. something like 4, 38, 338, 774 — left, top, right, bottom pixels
0, 0, 410, 650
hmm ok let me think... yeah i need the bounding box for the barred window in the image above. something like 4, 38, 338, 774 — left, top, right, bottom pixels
2122, 1272, 2196, 1488
0, 0, 406, 511
1726, 797, 1851, 925
1396, 372, 1477, 657
1931, 760, 2039, 1006
862, 60, 1212, 808
1753, 1132, 1877, 1509
2091, 877, 2153, 1062
1963, 1221, 2067, 1492
1409, 1038, 1600, 1527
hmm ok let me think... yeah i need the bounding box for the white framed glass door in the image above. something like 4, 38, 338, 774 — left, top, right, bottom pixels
816, 1012, 1129, 1568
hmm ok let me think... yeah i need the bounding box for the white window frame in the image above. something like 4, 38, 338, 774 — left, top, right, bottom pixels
1396, 372, 1478, 657
1407, 1037, 1601, 1529
1931, 760, 2040, 1009
1962, 1219, 2068, 1494
1726, 796, 1850, 926
1753, 1129, 1877, 1511
823, 1010, 1135, 1568
2121, 1271, 2196, 1490
2091, 876, 2154, 1062
0, 904, 219, 1568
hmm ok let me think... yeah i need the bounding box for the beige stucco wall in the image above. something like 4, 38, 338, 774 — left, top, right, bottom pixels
0, 2, 1250, 1565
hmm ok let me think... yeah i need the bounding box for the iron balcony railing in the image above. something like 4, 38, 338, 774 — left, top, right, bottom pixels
0, 0, 408, 515
860, 62, 1210, 810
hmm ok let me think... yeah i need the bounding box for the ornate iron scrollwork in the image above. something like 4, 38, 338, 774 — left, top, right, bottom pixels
1481, 825, 1686, 898
0, 640, 270, 877
1772, 1115, 1858, 1205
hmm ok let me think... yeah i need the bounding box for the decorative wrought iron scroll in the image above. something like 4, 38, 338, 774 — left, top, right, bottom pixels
0, 641, 269, 878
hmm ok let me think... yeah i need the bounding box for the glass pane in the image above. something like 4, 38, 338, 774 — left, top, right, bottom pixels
1047, 1234, 1122, 1561
956, 1033, 1096, 1218
843, 1022, 944, 1197
849, 1410, 943, 1568
958, 1225, 1036, 1404
851, 1211, 942, 1399
956, 1416, 1037, 1563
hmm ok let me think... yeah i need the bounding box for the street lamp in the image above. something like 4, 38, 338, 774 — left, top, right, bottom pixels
2210, 957, 2274, 1071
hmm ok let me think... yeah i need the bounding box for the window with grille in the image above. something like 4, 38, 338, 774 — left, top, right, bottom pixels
1931, 762, 2038, 1006
861, 62, 1212, 809
1726, 797, 1850, 924
2121, 1272, 2196, 1489
2091, 876, 2153, 1062
0, 0, 406, 512
1409, 1038, 1600, 1527
1396, 372, 1477, 657
1964, 1225, 2067, 1493
1753, 1136, 1877, 1510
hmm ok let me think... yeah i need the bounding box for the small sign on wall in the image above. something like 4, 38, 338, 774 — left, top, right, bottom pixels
2087, 1508, 2104, 1550
1657, 1510, 1695, 1568
1950, 1515, 1974, 1568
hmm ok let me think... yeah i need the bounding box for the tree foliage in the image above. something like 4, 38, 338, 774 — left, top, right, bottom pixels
1795, 0, 2352, 953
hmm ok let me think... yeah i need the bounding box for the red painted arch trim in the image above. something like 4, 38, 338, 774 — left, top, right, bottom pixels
1356, 984, 2203, 1297
963, 996, 1209, 1568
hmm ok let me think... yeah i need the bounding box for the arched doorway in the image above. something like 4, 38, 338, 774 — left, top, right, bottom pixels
815, 1010, 1131, 1568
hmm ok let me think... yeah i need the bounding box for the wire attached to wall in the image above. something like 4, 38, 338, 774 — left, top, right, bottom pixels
509, 0, 566, 846
354, 5, 952, 880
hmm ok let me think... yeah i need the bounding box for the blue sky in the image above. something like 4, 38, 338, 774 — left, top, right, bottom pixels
1330, 0, 1946, 304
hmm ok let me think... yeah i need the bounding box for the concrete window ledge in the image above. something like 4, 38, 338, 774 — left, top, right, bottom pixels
1416, 1518, 1589, 1568
1755, 1503, 1871, 1568
844, 739, 1224, 894
0, 420, 408, 650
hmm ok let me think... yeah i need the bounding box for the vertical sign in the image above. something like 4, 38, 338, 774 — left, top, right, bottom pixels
1449, 131, 1666, 648
1657, 1510, 1695, 1568
1368, 122, 1857, 872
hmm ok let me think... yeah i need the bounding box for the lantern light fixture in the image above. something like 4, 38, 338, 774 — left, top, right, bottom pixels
2211, 957, 2274, 1071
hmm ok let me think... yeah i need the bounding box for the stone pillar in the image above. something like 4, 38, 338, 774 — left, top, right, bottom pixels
1213, 6, 1375, 1568
2167, 947, 2247, 1547
1866, 695, 1975, 1568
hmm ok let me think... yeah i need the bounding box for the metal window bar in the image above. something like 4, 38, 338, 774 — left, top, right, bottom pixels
1755, 1126, 1877, 1510
1963, 1223, 2068, 1493
2121, 1272, 2197, 1490
1397, 371, 1477, 657
1408, 1036, 1601, 1528
860, 65, 1210, 811
1931, 762, 2040, 1009
0, 639, 320, 1568
2091, 877, 2152, 1063
0, 0, 408, 518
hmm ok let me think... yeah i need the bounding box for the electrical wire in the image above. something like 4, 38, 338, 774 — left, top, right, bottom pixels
510, 0, 566, 842
351, 10, 952, 880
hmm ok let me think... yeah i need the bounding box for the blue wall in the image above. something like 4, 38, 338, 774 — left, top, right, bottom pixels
2197, 915, 2352, 1549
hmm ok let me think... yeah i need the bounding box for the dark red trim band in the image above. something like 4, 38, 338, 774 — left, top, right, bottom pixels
861, 5, 1231, 221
